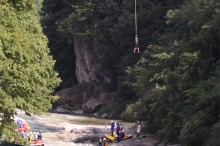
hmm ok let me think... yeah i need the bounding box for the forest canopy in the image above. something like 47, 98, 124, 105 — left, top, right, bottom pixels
42, 0, 219, 146
0, 0, 60, 143
0, 0, 219, 145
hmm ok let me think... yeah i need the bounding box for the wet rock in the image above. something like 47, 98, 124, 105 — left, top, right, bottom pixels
100, 113, 108, 118
93, 113, 99, 117
54, 105, 84, 115
54, 104, 75, 113
73, 135, 99, 143
91, 128, 99, 134
56, 83, 113, 112
82, 99, 104, 113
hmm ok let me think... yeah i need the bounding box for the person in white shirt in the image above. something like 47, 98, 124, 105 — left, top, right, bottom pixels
135, 122, 141, 142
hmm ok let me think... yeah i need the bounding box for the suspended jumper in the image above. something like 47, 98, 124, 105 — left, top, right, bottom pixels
134, 35, 139, 53
133, 0, 140, 53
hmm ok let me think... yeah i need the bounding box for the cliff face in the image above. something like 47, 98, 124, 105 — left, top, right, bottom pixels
74, 38, 101, 84
56, 38, 115, 113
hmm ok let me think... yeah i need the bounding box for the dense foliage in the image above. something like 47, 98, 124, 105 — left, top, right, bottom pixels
41, 0, 182, 90
41, 0, 76, 90
42, 0, 219, 145
0, 0, 60, 143
121, 0, 220, 145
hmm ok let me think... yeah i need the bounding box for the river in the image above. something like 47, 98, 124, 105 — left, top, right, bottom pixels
16, 110, 136, 146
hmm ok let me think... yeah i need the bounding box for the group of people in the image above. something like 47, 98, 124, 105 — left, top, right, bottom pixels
99, 120, 142, 145
110, 120, 142, 142
27, 131, 42, 142
17, 119, 29, 132
110, 120, 125, 142
16, 118, 43, 142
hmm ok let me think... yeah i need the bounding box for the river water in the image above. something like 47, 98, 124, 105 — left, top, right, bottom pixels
16, 110, 134, 146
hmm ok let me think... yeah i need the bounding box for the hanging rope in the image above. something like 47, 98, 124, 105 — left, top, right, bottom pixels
135, 0, 138, 36
134, 0, 140, 53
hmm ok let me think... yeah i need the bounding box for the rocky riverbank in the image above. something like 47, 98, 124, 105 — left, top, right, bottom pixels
16, 110, 159, 146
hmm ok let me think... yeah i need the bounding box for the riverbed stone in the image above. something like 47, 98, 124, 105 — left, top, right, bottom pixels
56, 83, 114, 114
100, 113, 108, 118
82, 99, 104, 113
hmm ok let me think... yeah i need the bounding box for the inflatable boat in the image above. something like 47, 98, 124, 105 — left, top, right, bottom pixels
17, 123, 30, 132
105, 134, 133, 142
30, 140, 45, 146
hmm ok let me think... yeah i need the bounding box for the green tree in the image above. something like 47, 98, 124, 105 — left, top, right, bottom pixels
122, 0, 220, 145
41, 0, 182, 92
0, 0, 60, 143
41, 0, 77, 90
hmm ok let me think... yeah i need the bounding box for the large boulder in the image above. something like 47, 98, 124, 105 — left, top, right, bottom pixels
56, 83, 101, 108
56, 83, 114, 113
82, 99, 104, 113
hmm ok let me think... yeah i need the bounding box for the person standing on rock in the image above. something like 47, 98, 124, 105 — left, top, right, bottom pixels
116, 123, 120, 136
114, 120, 118, 134
135, 121, 141, 142
111, 120, 114, 136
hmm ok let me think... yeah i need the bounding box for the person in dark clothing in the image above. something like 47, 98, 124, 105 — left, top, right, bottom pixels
121, 130, 125, 139
116, 123, 120, 142
119, 131, 123, 141
116, 123, 120, 137
111, 120, 114, 136
37, 131, 42, 140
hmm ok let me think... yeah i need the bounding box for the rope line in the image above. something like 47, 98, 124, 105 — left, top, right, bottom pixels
135, 0, 137, 36
133, 0, 140, 53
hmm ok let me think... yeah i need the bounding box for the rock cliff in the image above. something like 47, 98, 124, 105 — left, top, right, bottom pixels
56, 38, 115, 113
74, 38, 101, 84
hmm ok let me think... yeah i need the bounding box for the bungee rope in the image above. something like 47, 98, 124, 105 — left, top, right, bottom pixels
134, 0, 140, 53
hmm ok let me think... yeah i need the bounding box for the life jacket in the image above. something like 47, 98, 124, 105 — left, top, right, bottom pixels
37, 133, 42, 140
34, 133, 38, 140
28, 135, 32, 142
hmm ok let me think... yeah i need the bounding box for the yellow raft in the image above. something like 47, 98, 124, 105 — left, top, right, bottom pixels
105, 134, 133, 142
